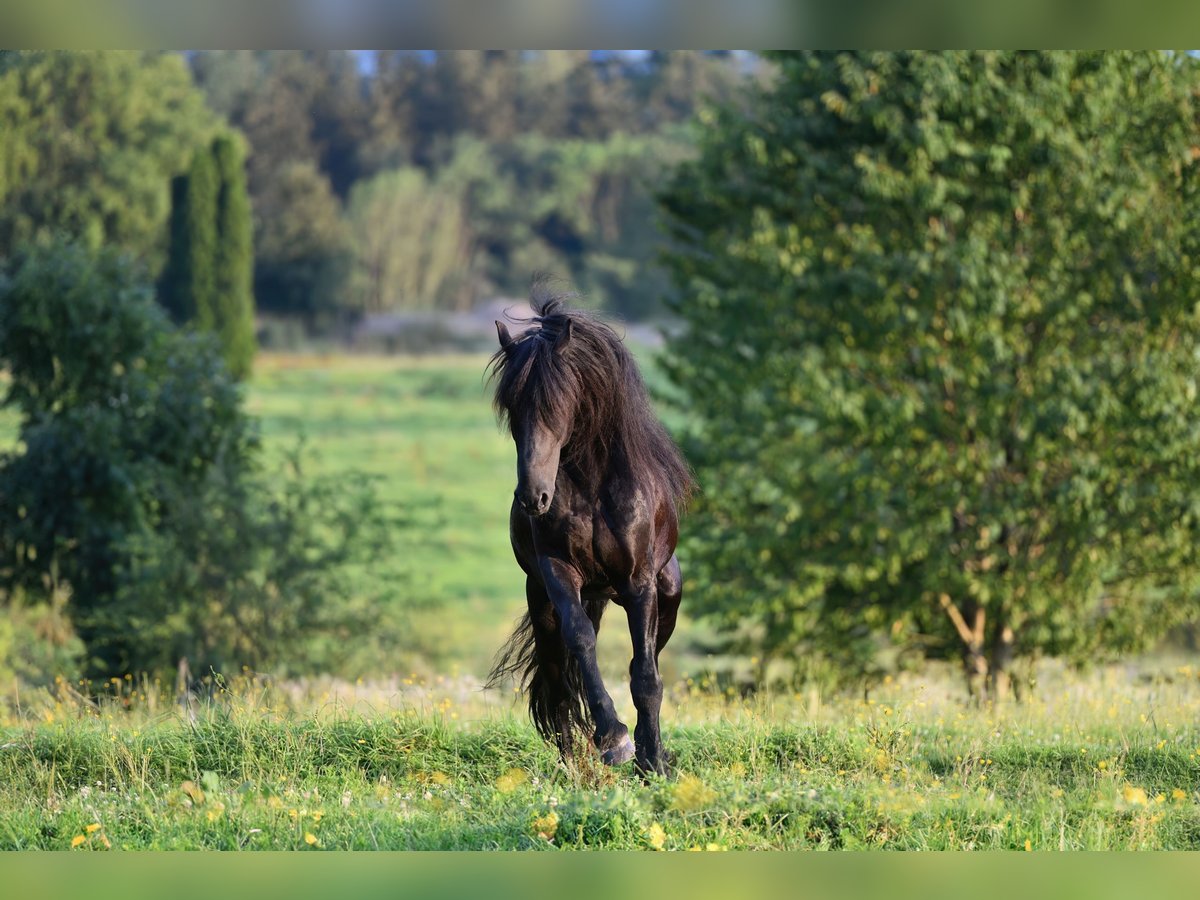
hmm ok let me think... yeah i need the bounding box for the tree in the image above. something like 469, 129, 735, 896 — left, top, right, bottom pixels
0, 241, 249, 671
660, 52, 1200, 697
161, 136, 257, 377
347, 167, 473, 313
0, 51, 220, 271
212, 134, 257, 379
160, 146, 218, 327
252, 160, 353, 322
0, 241, 388, 677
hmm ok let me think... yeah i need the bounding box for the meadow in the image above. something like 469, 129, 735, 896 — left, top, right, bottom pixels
246, 353, 523, 672
2, 664, 1200, 850
3, 354, 1200, 851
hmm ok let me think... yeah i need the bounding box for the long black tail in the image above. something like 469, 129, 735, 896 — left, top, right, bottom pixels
486, 595, 608, 752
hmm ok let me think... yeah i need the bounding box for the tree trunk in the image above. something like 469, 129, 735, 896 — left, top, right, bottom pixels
987, 622, 1015, 702
939, 594, 988, 701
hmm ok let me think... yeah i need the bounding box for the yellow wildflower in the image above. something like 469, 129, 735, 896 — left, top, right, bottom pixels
1024, 840, 1032, 851
1123, 785, 1149, 807
304, 832, 319, 846
495, 768, 528, 794
1172, 789, 1188, 802
646, 822, 667, 851
70, 835, 86, 848
532, 811, 559, 841
85, 823, 101, 834
671, 775, 717, 812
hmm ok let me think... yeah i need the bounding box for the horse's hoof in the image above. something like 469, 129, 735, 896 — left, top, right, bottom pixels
635, 751, 673, 778
601, 735, 636, 766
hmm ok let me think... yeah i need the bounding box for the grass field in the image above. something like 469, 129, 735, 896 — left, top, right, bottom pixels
2, 665, 1200, 850
247, 353, 523, 673
5, 353, 1200, 851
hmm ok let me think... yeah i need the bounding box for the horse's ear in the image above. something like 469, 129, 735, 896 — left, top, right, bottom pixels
496, 320, 513, 350
556, 318, 573, 353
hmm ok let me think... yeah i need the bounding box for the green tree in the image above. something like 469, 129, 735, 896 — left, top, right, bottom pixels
212, 134, 257, 379
660, 52, 1200, 697
160, 147, 218, 328
252, 160, 353, 322
0, 51, 220, 271
347, 167, 473, 312
0, 241, 387, 677
162, 136, 258, 377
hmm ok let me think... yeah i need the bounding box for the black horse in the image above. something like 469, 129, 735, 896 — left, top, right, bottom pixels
486, 288, 693, 775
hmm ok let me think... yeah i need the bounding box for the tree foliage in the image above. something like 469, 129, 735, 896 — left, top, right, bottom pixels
0, 242, 387, 677
212, 134, 257, 379
252, 160, 353, 322
0, 51, 220, 272
348, 167, 472, 313
160, 146, 218, 327
660, 52, 1200, 694
186, 50, 751, 323
161, 136, 257, 378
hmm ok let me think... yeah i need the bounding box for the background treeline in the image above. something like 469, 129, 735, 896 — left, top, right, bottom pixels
189, 50, 754, 328
1, 50, 757, 332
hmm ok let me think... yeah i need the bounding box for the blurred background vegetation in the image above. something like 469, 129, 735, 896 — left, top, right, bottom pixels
2, 51, 1200, 705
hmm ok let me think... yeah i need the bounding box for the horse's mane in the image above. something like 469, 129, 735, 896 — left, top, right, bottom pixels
487, 284, 694, 510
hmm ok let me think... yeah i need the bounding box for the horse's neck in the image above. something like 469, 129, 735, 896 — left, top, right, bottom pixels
560, 445, 609, 497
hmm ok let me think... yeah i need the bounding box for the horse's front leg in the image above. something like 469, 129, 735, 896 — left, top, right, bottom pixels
621, 579, 669, 775
540, 557, 634, 765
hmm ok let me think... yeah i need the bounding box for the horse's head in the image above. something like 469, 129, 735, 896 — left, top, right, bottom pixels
492, 316, 575, 517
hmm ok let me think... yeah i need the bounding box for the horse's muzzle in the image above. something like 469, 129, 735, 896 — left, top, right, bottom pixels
516, 489, 552, 517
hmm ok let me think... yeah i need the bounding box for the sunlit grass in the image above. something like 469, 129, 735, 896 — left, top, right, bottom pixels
3, 663, 1199, 850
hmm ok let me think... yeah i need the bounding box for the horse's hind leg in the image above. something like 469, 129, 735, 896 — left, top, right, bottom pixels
655, 554, 682, 660
621, 554, 682, 775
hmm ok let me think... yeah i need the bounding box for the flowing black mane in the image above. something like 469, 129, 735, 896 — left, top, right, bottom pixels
487, 288, 693, 509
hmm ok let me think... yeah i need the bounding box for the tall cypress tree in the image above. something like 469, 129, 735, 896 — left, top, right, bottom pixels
212, 134, 257, 379
161, 136, 256, 379
161, 148, 218, 330
160, 174, 195, 323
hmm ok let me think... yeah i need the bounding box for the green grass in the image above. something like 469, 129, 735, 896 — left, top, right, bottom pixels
246, 354, 523, 671
3, 665, 1200, 850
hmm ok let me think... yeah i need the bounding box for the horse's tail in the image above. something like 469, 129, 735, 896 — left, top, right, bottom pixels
486, 595, 607, 753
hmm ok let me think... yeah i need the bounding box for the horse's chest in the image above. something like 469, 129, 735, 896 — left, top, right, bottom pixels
517, 503, 620, 587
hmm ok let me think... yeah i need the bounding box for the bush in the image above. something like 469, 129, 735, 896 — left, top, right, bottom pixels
0, 241, 392, 678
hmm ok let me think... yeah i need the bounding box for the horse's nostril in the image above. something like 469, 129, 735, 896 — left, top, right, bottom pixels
538, 492, 550, 511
